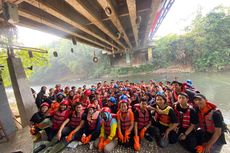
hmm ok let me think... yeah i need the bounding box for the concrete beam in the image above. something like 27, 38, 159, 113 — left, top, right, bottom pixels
0, 0, 24, 14
65, 0, 126, 50
0, 75, 17, 136
7, 51, 37, 127
97, 0, 132, 49
142, 0, 162, 46
18, 10, 112, 51
126, 0, 138, 47
23, 0, 119, 51
85, 8, 150, 26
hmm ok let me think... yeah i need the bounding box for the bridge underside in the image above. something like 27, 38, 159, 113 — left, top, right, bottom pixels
0, 0, 174, 53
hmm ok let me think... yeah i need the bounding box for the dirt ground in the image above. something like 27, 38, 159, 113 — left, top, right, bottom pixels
1, 127, 230, 153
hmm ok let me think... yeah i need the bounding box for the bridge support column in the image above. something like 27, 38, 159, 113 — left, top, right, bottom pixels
0, 75, 17, 136
125, 52, 131, 65
147, 47, 153, 63
7, 49, 37, 127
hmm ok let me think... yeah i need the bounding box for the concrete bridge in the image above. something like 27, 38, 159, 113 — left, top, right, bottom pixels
0, 0, 174, 137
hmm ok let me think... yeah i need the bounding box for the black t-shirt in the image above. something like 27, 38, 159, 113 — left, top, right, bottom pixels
168, 108, 178, 123
175, 104, 198, 125
30, 112, 46, 124
212, 110, 223, 128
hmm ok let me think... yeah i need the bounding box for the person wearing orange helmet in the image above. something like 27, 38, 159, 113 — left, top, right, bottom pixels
80, 103, 101, 150
116, 99, 134, 148
95, 107, 118, 153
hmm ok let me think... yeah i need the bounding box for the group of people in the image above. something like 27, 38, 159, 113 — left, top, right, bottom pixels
30, 79, 228, 153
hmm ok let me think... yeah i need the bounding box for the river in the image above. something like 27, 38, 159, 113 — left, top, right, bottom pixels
5, 71, 230, 123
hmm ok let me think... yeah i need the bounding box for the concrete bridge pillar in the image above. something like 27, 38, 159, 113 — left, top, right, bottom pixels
125, 52, 131, 65
7, 49, 37, 127
147, 47, 153, 63
0, 75, 17, 136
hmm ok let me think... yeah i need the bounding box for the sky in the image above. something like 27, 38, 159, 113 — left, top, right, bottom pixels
17, 0, 230, 47
154, 0, 230, 38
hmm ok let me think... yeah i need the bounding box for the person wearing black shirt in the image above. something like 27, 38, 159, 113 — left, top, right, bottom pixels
173, 92, 198, 152
43, 102, 86, 153
171, 81, 196, 105
148, 93, 179, 148
30, 102, 51, 142
193, 94, 227, 153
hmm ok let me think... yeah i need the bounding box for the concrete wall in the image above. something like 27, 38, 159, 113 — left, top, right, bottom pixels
110, 50, 151, 67
0, 76, 17, 136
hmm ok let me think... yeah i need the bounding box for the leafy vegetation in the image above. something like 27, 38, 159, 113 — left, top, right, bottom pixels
154, 6, 230, 71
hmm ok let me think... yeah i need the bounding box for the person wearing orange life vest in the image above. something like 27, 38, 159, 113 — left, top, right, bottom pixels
117, 99, 135, 147
81, 104, 101, 150
44, 102, 86, 153
92, 98, 101, 111
193, 94, 227, 153
133, 98, 152, 151
149, 93, 179, 148
94, 107, 118, 153
33, 100, 71, 153
48, 100, 71, 141
173, 92, 198, 152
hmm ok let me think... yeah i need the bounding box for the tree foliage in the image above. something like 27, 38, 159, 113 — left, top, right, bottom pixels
154, 6, 230, 71
0, 21, 49, 86
30, 39, 110, 84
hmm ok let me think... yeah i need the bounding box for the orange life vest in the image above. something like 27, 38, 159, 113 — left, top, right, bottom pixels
87, 111, 99, 130
136, 108, 150, 130
68, 110, 84, 128
52, 109, 70, 129
198, 102, 218, 133
118, 109, 132, 131
155, 106, 171, 127
49, 101, 60, 115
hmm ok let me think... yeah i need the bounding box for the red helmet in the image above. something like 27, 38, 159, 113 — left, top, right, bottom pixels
88, 104, 96, 109
101, 107, 111, 113
40, 102, 50, 108
120, 99, 128, 103
84, 89, 91, 96
60, 100, 69, 106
